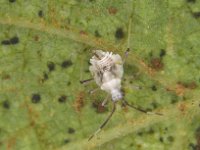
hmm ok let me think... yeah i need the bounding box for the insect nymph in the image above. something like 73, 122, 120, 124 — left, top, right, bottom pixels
89, 50, 124, 102
81, 50, 161, 141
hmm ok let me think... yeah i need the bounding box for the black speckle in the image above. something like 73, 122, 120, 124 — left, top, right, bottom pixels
2, 100, 10, 109
167, 136, 174, 142
47, 61, 55, 72
189, 143, 197, 150
1, 40, 11, 45
9, 0, 16, 3
63, 139, 70, 144
115, 28, 124, 39
171, 97, 178, 104
187, 0, 196, 3
61, 60, 73, 68
31, 93, 41, 103
38, 10, 44, 18
10, 36, 19, 44
147, 128, 155, 134
43, 72, 48, 80
159, 137, 164, 143
94, 30, 101, 37
151, 85, 157, 91
68, 127, 75, 134
58, 95, 67, 103
137, 131, 143, 136
151, 102, 158, 109
193, 12, 200, 19
1, 36, 19, 45
160, 49, 166, 57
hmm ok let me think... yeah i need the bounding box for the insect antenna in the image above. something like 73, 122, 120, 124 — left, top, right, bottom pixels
122, 100, 163, 116
88, 102, 116, 141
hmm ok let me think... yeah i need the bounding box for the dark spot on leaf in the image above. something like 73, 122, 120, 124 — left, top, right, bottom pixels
47, 61, 55, 72
160, 49, 166, 57
151, 85, 157, 91
9, 0, 16, 3
167, 136, 174, 142
2, 74, 11, 80
94, 30, 101, 37
193, 12, 200, 19
67, 81, 71, 86
34, 35, 39, 41
43, 72, 48, 80
149, 51, 153, 57
2, 100, 10, 109
186, 82, 197, 89
63, 139, 70, 144
151, 102, 158, 109
68, 127, 75, 134
38, 10, 44, 17
159, 137, 164, 143
171, 98, 178, 104
137, 131, 143, 136
61, 60, 73, 68
189, 143, 197, 150
150, 58, 164, 70
1, 36, 19, 45
31, 93, 41, 103
10, 36, 19, 44
115, 28, 124, 39
58, 95, 67, 103
41, 72, 48, 83
187, 0, 196, 3
147, 128, 154, 134
1, 40, 11, 45
108, 7, 118, 15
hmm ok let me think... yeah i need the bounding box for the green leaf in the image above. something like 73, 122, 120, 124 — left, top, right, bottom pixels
0, 0, 200, 150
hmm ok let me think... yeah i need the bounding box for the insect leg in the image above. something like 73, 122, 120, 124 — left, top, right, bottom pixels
88, 102, 116, 141
122, 100, 163, 116
101, 94, 110, 106
88, 88, 99, 94
80, 78, 93, 85
123, 48, 130, 64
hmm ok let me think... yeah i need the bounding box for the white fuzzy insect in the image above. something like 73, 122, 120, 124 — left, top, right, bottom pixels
89, 50, 124, 102
83, 49, 162, 141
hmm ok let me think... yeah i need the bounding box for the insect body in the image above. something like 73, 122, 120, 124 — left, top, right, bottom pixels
82, 49, 162, 141
89, 50, 124, 102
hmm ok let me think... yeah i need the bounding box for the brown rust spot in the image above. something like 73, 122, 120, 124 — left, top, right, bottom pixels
167, 81, 197, 96
79, 30, 88, 36
92, 100, 107, 113
108, 7, 118, 15
7, 137, 16, 150
34, 35, 39, 41
178, 103, 187, 113
73, 91, 85, 112
2, 74, 11, 80
149, 58, 164, 71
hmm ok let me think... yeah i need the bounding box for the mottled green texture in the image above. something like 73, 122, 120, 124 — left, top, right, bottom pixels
0, 0, 200, 150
